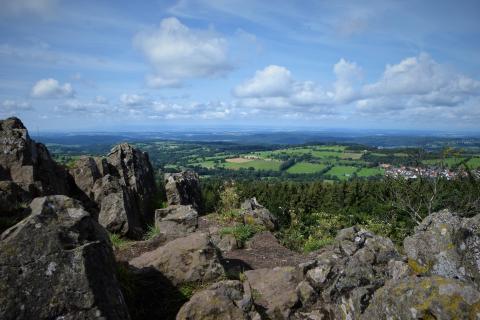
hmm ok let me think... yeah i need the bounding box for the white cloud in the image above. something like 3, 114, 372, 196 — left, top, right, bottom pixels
120, 94, 148, 107
233, 65, 293, 98
0, 100, 33, 114
358, 53, 480, 113
31, 78, 74, 98
134, 17, 232, 88
0, 0, 58, 17
333, 58, 362, 103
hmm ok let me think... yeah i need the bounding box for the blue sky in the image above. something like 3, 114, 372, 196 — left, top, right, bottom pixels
0, 0, 479, 131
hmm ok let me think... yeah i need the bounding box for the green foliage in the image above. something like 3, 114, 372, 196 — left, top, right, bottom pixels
144, 225, 161, 241
109, 233, 130, 249
220, 224, 260, 246
218, 182, 240, 213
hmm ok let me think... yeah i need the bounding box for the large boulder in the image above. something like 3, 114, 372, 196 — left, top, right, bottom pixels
0, 181, 31, 232
241, 197, 277, 231
0, 195, 130, 320
404, 209, 480, 286
93, 174, 143, 238
300, 226, 402, 319
69, 143, 157, 238
0, 117, 70, 196
107, 143, 157, 221
129, 232, 224, 284
362, 276, 480, 320
176, 280, 258, 320
155, 205, 198, 240
164, 171, 202, 211
244, 266, 303, 319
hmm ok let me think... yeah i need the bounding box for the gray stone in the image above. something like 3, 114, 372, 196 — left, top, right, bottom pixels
176, 280, 254, 320
0, 195, 130, 320
362, 276, 480, 320
129, 232, 224, 284
404, 209, 480, 286
155, 205, 198, 239
241, 197, 278, 231
164, 171, 202, 211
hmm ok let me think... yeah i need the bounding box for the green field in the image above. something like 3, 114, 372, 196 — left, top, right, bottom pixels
286, 162, 327, 174
466, 157, 480, 169
423, 157, 465, 167
325, 166, 358, 180
223, 159, 281, 171
357, 167, 385, 177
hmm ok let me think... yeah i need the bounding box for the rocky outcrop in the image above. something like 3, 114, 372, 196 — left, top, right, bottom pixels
155, 205, 199, 240
0, 181, 31, 232
70, 143, 157, 238
165, 171, 202, 211
244, 266, 303, 319
0, 117, 70, 196
129, 232, 224, 285
362, 276, 480, 319
404, 209, 480, 286
241, 197, 278, 231
176, 280, 258, 320
0, 195, 130, 320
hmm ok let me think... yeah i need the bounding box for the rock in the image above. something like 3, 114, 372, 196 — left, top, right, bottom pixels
0, 195, 130, 320
155, 205, 198, 239
0, 181, 31, 232
70, 143, 157, 238
306, 226, 402, 319
244, 266, 302, 319
176, 280, 255, 320
404, 209, 480, 286
107, 143, 157, 222
241, 197, 278, 231
93, 174, 143, 238
388, 259, 411, 280
164, 171, 202, 211
0, 117, 70, 196
216, 233, 239, 252
362, 276, 480, 320
296, 280, 317, 306
129, 232, 224, 284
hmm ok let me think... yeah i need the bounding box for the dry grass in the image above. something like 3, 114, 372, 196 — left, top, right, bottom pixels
225, 157, 253, 163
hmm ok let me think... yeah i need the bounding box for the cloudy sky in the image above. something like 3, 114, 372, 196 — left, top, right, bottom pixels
1, 0, 480, 131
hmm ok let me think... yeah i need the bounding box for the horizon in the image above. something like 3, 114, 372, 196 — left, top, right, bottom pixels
1, 0, 480, 131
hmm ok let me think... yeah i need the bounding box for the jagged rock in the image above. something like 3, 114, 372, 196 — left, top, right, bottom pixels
387, 259, 411, 280
306, 226, 402, 319
129, 232, 224, 284
107, 143, 156, 221
0, 195, 130, 320
296, 280, 317, 306
176, 280, 257, 320
241, 197, 278, 231
164, 171, 202, 211
404, 209, 480, 287
362, 276, 480, 320
155, 205, 198, 239
0, 181, 31, 232
93, 174, 143, 238
216, 233, 239, 252
244, 266, 302, 319
0, 117, 70, 196
70, 143, 156, 238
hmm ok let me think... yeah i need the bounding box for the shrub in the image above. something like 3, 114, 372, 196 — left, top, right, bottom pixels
220, 224, 260, 246
144, 225, 161, 240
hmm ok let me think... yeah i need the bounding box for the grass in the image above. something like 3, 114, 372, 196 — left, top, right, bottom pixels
423, 157, 465, 167
466, 157, 480, 169
325, 165, 358, 180
223, 159, 281, 171
357, 167, 385, 177
109, 233, 131, 249
144, 225, 161, 240
220, 224, 259, 246
287, 162, 327, 174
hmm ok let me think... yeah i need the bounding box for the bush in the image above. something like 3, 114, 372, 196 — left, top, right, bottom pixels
220, 224, 260, 246
144, 225, 161, 240
109, 233, 130, 249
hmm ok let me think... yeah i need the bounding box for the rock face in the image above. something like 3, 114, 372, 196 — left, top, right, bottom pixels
362, 276, 480, 320
70, 143, 157, 238
0, 180, 31, 231
0, 195, 130, 320
241, 197, 278, 231
129, 232, 224, 285
0, 117, 70, 196
164, 171, 202, 211
244, 266, 302, 319
404, 209, 480, 286
155, 205, 199, 240
176, 280, 257, 320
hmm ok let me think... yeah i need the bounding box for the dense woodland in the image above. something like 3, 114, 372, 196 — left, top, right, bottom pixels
198, 171, 480, 252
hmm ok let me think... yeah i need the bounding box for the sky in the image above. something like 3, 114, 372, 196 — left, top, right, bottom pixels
0, 0, 480, 132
